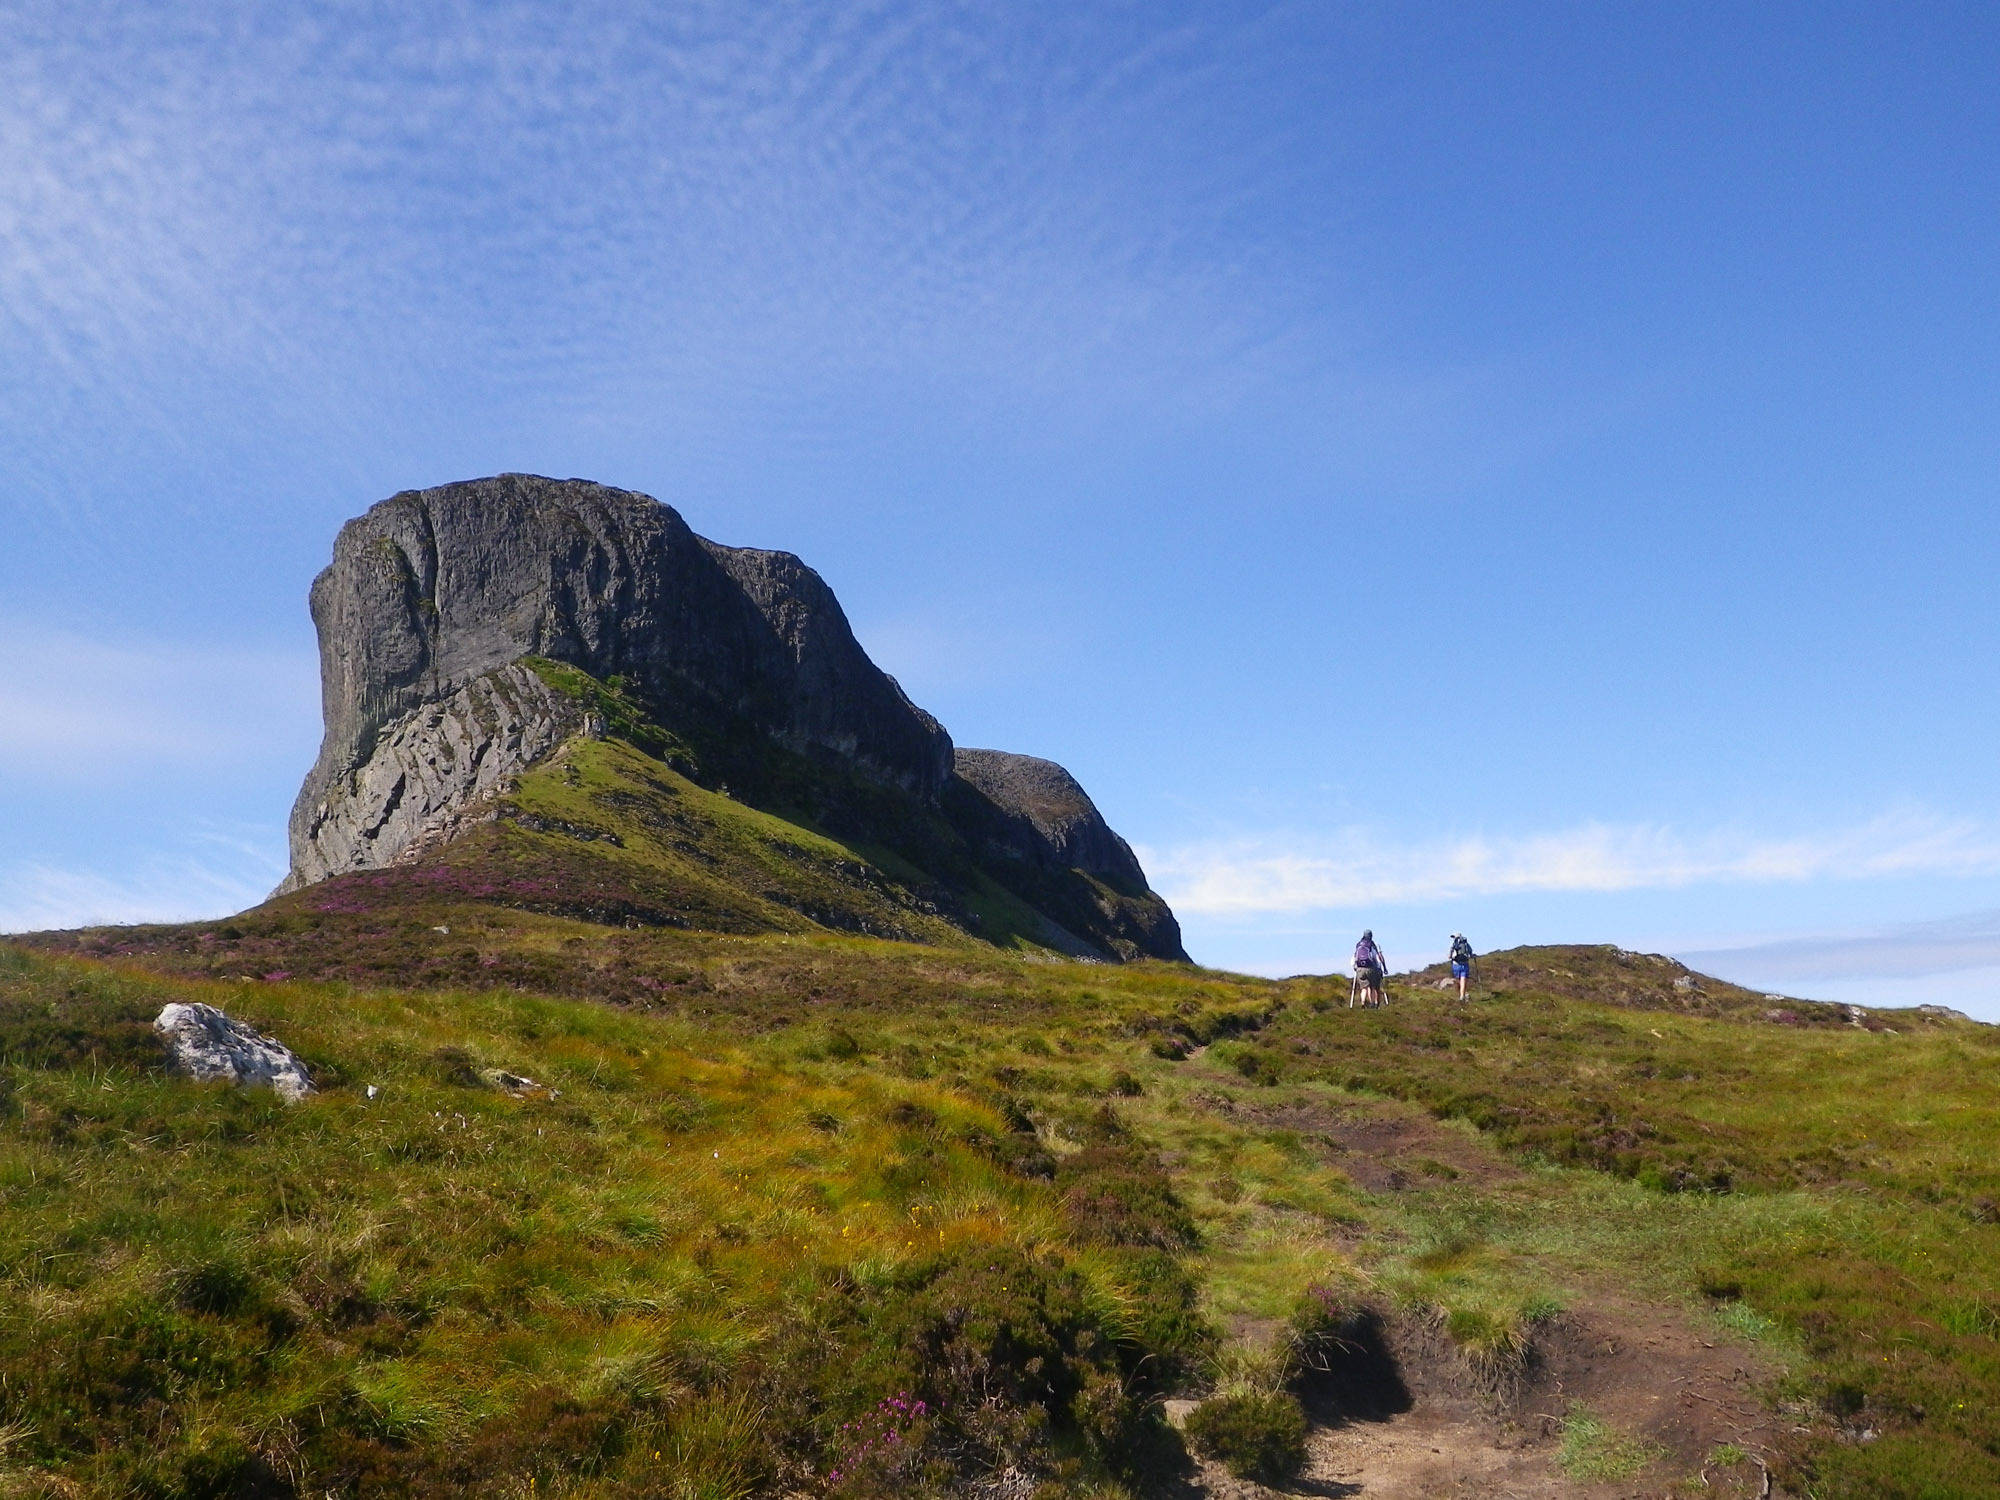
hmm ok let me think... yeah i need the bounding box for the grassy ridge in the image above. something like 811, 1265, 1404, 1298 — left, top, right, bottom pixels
501, 736, 978, 944
1224, 975, 2000, 1494
5, 930, 2000, 1497
511, 662, 1178, 960
19, 890, 1257, 1030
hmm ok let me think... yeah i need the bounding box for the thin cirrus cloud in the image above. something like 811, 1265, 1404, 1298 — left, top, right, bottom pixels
0, 623, 317, 775
0, 2, 1332, 520
0, 833, 286, 936
1683, 908, 2000, 985
1140, 815, 2000, 918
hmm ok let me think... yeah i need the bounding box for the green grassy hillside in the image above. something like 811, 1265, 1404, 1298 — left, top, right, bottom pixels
459, 661, 1183, 961
5, 919, 2000, 1498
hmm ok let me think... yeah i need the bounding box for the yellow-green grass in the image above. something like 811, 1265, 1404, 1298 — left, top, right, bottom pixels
1230, 986, 2000, 1495
1555, 1403, 1665, 1481
0, 948, 1201, 1496
503, 737, 983, 947
1061, 1008, 2000, 1497
9, 930, 2000, 1498
1266, 981, 2000, 1201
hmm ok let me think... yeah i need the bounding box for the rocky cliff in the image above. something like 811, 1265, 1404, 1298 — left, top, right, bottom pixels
287, 475, 948, 884
946, 749, 1184, 962
286, 662, 585, 890
283, 474, 1186, 961
951, 749, 1154, 889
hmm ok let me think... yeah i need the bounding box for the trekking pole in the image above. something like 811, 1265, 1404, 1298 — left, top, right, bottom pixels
1347, 973, 1357, 1010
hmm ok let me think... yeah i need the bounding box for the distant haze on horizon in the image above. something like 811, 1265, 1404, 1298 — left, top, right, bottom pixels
6, 3, 2000, 1018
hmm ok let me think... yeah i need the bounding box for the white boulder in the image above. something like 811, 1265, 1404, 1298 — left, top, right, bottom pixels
154, 1002, 314, 1102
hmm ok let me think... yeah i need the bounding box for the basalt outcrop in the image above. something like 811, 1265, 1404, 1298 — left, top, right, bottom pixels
951, 749, 1153, 889
283, 475, 1186, 961
286, 662, 586, 890
946, 749, 1183, 961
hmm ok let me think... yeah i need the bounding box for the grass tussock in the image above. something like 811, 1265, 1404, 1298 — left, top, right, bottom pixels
6, 923, 2000, 1496
1555, 1403, 1664, 1481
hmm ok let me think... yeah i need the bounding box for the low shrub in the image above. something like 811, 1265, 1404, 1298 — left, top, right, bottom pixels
1183, 1390, 1308, 1482
452, 1386, 631, 1486
822, 1392, 939, 1496
967, 1124, 1056, 1180
1056, 1145, 1198, 1251
768, 1237, 1203, 1487
1113, 1248, 1216, 1388
777, 1247, 1124, 1476
127, 1432, 290, 1500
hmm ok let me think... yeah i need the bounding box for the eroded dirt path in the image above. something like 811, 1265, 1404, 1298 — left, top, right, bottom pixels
1170, 1078, 1791, 1499
1176, 1295, 1780, 1498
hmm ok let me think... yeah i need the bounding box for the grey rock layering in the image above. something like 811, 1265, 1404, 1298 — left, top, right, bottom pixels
283, 474, 1186, 961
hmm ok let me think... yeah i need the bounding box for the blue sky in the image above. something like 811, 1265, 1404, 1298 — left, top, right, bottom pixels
5, 2, 2000, 1014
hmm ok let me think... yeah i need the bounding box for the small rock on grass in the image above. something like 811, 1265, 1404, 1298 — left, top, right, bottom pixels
480, 1067, 548, 1097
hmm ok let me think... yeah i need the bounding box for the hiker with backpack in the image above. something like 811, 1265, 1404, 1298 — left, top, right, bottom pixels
1352, 930, 1388, 1008
1448, 933, 1475, 1000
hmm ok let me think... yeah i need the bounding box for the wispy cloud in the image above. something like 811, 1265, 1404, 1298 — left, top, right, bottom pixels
1142, 814, 2000, 918
0, 2, 1383, 527
1683, 908, 2000, 984
0, 622, 317, 777
0, 828, 285, 935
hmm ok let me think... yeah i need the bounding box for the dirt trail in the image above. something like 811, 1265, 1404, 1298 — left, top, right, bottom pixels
1172, 1080, 1792, 1498
1174, 1294, 1783, 1498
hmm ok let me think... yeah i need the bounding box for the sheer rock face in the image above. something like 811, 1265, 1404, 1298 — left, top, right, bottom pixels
951, 749, 1151, 889
948, 748, 1188, 962
284, 663, 582, 891
282, 473, 1186, 964
288, 475, 951, 886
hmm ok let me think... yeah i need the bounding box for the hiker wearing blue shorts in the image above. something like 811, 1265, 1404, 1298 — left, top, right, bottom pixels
1449, 933, 1475, 1000
1352, 930, 1388, 1008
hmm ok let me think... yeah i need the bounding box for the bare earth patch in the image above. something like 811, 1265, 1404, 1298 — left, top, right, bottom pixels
1174, 1295, 1784, 1498
1236, 1090, 1524, 1196
1174, 1077, 1791, 1498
